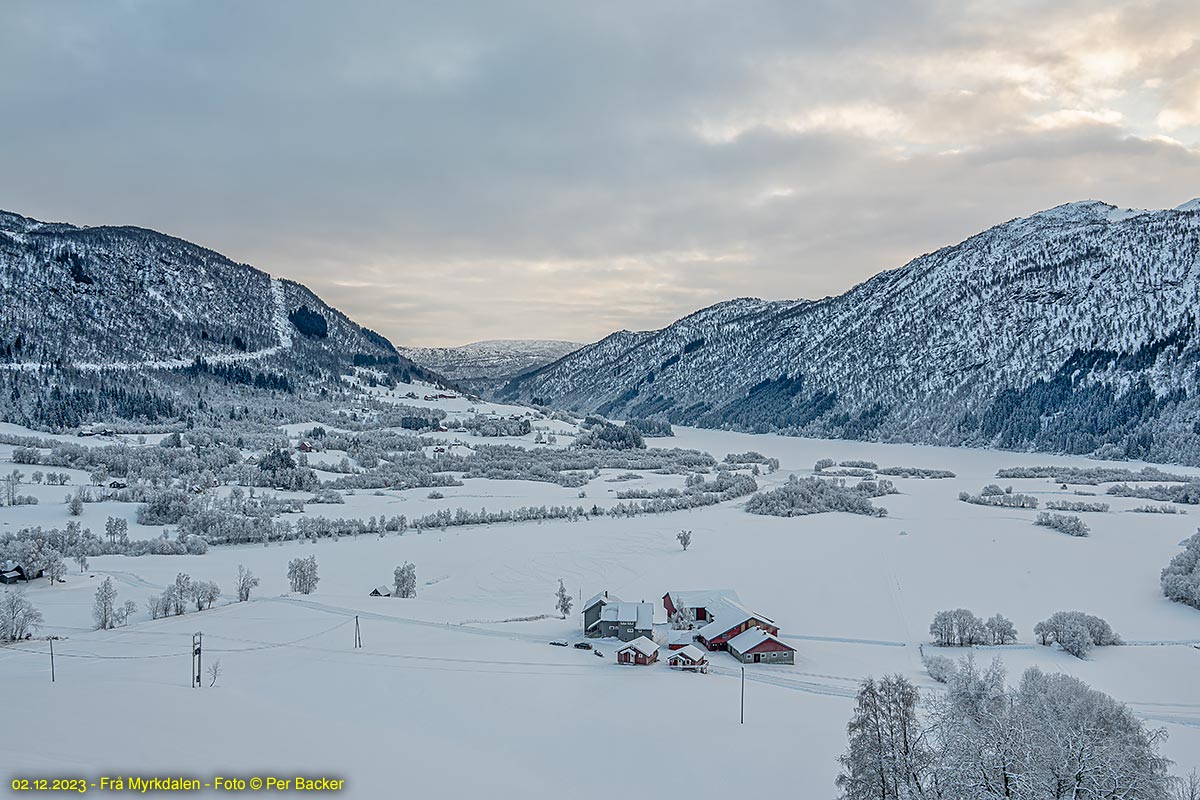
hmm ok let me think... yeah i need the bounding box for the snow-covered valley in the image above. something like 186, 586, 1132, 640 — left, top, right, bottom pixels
2, 395, 1198, 797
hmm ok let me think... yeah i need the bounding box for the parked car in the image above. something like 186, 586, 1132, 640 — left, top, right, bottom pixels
573, 642, 592, 650
593, 650, 604, 658
549, 641, 568, 647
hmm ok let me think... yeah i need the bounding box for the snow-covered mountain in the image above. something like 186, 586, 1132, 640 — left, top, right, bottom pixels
400, 339, 582, 386
0, 209, 434, 380
499, 200, 1200, 465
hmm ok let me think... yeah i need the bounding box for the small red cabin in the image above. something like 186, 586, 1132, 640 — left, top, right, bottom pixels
616, 636, 659, 666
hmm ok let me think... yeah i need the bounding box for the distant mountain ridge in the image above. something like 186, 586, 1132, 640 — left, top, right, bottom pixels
0, 209, 435, 381
499, 199, 1200, 465
400, 339, 582, 387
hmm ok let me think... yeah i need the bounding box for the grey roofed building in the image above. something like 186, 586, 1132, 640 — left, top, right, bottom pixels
369, 585, 392, 597
582, 590, 620, 635
583, 592, 653, 642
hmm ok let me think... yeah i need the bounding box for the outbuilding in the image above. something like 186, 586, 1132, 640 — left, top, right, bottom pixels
726, 627, 796, 665
616, 636, 659, 666
666, 644, 709, 672
369, 585, 392, 597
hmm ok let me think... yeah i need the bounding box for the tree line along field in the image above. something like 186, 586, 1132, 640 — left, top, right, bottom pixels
1, 381, 1199, 797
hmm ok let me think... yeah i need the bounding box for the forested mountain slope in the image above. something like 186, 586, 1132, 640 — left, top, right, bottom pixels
0, 210, 428, 374
500, 200, 1200, 465
0, 210, 446, 428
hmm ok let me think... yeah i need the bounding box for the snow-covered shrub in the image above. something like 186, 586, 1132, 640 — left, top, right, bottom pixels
876, 466, 956, 479
1107, 482, 1200, 504
1045, 500, 1109, 512
746, 475, 886, 517
1129, 504, 1186, 514
1035, 512, 1090, 537
1161, 530, 1200, 610
958, 490, 1038, 509
814, 458, 835, 471
998, 465, 1192, 484
839, 460, 878, 469
307, 488, 344, 504
922, 652, 956, 683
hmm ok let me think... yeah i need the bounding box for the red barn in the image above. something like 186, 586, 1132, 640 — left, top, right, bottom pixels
726, 627, 795, 665
694, 599, 779, 652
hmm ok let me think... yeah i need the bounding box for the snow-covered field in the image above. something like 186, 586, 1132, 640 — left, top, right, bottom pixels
2, 421, 1199, 797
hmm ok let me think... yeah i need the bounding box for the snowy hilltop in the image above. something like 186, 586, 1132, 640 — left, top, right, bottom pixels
499, 199, 1200, 466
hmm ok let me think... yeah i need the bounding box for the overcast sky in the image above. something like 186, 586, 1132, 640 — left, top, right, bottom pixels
2, 1, 1198, 346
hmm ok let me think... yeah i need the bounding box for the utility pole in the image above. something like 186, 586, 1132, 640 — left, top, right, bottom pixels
49, 638, 55, 683
740, 667, 745, 724
354, 615, 362, 649
191, 632, 202, 688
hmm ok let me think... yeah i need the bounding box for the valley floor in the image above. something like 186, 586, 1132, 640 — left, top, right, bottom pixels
2, 424, 1199, 797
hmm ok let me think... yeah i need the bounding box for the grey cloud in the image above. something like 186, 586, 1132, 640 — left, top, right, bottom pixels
0, 1, 1197, 345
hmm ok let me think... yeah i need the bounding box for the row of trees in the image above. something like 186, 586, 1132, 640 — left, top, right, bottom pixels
929, 609, 1017, 647
930, 608, 1119, 659
146, 573, 222, 620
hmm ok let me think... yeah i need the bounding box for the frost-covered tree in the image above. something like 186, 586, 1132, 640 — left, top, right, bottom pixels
393, 562, 417, 599
1162, 529, 1200, 610
44, 548, 66, 585
92, 576, 120, 630
555, 578, 573, 618
1034, 610, 1121, 658
677, 529, 692, 551
984, 613, 1017, 645
929, 608, 988, 647
104, 516, 130, 545
287, 555, 319, 594
235, 565, 259, 602
0, 591, 43, 641
73, 551, 89, 574
837, 660, 1173, 800
190, 580, 220, 611
669, 602, 696, 631
67, 490, 85, 516
835, 675, 932, 800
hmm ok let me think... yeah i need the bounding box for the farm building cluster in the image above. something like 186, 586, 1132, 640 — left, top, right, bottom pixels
584, 588, 796, 669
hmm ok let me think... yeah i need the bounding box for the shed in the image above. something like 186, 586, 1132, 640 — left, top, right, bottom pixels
667, 629, 697, 650
0, 570, 20, 585
726, 627, 796, 665
666, 644, 709, 672
369, 585, 392, 597
616, 636, 659, 666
